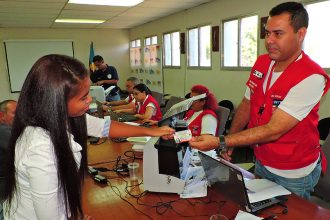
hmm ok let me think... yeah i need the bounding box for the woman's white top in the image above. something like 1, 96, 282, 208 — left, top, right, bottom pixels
4, 114, 109, 220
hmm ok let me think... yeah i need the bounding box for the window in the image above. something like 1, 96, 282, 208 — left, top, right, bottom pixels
130, 39, 141, 67
145, 35, 158, 46
163, 31, 180, 67
130, 39, 140, 48
305, 1, 330, 68
188, 25, 211, 67
223, 15, 258, 68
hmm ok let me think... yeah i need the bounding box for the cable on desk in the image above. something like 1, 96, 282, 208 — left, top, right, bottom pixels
106, 179, 154, 220
124, 150, 142, 160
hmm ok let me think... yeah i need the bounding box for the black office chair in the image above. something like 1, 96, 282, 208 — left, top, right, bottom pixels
218, 99, 235, 135
314, 131, 330, 201
318, 117, 330, 141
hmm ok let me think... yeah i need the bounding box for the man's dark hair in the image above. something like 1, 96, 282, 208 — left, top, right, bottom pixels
93, 55, 104, 63
269, 2, 308, 32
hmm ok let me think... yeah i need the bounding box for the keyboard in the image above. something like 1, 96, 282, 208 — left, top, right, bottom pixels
107, 111, 138, 122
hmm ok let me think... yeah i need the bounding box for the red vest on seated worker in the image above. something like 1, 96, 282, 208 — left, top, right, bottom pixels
247, 51, 330, 172
136, 95, 162, 121
184, 109, 218, 136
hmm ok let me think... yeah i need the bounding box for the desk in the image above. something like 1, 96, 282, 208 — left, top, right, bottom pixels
83, 140, 330, 220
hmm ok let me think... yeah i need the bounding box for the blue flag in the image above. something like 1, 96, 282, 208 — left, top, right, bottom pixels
89, 42, 96, 73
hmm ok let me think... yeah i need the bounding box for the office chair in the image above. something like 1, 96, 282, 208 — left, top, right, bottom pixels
161, 96, 185, 115
218, 99, 235, 135
314, 131, 330, 201
151, 91, 165, 107
214, 106, 230, 136
318, 117, 330, 141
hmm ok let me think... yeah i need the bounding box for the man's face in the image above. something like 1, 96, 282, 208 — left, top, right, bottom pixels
94, 60, 106, 71
125, 81, 135, 94
1, 101, 17, 126
265, 12, 306, 63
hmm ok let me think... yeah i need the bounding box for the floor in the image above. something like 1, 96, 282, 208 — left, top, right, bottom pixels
310, 195, 330, 210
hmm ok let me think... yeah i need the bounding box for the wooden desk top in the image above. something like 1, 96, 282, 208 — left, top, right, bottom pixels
83, 139, 330, 220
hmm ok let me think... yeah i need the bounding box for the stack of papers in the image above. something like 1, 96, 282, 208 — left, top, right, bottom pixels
245, 179, 291, 203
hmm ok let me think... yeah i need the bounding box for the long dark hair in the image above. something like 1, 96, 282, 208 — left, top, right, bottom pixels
4, 54, 88, 219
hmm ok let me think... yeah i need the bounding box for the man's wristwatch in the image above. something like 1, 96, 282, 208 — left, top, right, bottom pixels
218, 135, 228, 152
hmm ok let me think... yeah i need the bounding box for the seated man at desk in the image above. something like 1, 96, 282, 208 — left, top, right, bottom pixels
116, 83, 162, 121
103, 76, 139, 112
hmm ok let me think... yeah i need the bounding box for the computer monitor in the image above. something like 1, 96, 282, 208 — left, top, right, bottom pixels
89, 86, 105, 102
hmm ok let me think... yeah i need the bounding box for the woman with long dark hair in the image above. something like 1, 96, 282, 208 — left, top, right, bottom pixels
3, 54, 173, 220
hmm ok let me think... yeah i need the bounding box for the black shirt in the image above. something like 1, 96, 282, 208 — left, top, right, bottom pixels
90, 65, 119, 95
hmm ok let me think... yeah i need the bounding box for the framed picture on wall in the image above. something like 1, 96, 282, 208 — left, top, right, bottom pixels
260, 16, 268, 39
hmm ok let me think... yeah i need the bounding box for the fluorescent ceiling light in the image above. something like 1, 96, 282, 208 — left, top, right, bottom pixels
55, 19, 105, 24
68, 0, 144, 7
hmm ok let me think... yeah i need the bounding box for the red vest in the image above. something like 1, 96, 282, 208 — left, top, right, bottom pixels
184, 109, 218, 136
136, 95, 162, 121
247, 51, 330, 170
127, 94, 134, 103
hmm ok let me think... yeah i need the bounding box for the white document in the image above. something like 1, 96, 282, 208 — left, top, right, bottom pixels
180, 148, 192, 180
235, 210, 262, 220
132, 144, 144, 152
245, 179, 291, 203
126, 136, 151, 143
124, 121, 140, 126
180, 166, 207, 198
163, 93, 206, 118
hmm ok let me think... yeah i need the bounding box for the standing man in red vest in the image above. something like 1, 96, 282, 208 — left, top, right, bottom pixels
189, 2, 330, 199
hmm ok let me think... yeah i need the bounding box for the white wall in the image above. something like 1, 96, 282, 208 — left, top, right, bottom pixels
0, 28, 130, 101
129, 0, 329, 118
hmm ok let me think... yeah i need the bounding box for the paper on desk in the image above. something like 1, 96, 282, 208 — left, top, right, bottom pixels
180, 147, 192, 180
132, 144, 144, 152
126, 136, 151, 143
124, 121, 140, 126
245, 179, 291, 203
180, 166, 207, 198
235, 210, 262, 220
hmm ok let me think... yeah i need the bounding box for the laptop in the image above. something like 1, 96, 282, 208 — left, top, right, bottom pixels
199, 152, 281, 213
107, 110, 138, 122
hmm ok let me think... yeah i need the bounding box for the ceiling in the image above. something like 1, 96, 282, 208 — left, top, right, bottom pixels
0, 0, 214, 29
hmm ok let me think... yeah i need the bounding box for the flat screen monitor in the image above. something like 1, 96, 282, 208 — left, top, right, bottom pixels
89, 86, 105, 102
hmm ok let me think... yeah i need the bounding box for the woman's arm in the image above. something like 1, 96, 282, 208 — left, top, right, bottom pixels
135, 106, 154, 120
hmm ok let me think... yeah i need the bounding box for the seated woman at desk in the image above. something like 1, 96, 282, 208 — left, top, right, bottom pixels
3, 54, 174, 220
144, 84, 219, 137
115, 83, 162, 121
184, 84, 218, 136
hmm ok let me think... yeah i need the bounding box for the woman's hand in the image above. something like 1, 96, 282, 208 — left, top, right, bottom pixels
141, 119, 158, 125
150, 126, 175, 138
